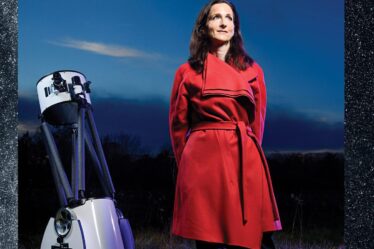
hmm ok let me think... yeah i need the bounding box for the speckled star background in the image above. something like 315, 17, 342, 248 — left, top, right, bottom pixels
345, 0, 374, 248
0, 0, 17, 248
0, 0, 373, 248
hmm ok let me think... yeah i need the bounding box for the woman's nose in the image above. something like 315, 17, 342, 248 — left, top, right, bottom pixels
220, 22, 227, 28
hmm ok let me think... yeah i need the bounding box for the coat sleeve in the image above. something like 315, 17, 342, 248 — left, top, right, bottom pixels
169, 66, 190, 167
250, 63, 267, 145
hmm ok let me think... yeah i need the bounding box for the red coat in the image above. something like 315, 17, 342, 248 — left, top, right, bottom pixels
169, 53, 282, 249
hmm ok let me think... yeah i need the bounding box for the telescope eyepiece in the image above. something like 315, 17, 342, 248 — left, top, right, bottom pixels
52, 72, 63, 85
51, 72, 68, 92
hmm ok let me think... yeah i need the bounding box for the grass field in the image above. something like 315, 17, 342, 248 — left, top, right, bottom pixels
19, 226, 343, 249
133, 228, 344, 249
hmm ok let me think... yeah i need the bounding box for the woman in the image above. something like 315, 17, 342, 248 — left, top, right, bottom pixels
169, 1, 282, 248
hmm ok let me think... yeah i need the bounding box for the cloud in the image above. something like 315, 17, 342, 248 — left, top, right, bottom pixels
17, 122, 39, 134
17, 96, 41, 134
48, 38, 162, 59
18, 96, 343, 154
18, 95, 170, 154
263, 105, 343, 151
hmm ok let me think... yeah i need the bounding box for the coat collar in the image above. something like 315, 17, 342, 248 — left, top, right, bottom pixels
202, 53, 257, 104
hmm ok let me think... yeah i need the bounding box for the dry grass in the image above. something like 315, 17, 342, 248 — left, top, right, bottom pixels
134, 228, 344, 249
19, 227, 344, 249
134, 228, 194, 249
275, 239, 344, 249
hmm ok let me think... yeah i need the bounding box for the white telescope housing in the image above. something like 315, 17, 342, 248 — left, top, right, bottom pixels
37, 70, 92, 125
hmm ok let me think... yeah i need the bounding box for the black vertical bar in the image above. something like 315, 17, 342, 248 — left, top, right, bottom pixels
71, 126, 78, 200
41, 122, 74, 201
77, 108, 85, 198
86, 108, 116, 197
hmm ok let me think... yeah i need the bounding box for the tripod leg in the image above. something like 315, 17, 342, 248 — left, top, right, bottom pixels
41, 122, 74, 203
41, 130, 67, 207
86, 108, 115, 197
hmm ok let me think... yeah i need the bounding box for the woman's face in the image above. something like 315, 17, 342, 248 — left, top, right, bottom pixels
206, 3, 235, 45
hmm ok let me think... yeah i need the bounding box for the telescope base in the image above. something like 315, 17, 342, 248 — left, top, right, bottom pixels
40, 198, 134, 249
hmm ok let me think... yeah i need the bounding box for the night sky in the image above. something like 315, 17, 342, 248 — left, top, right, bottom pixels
18, 0, 343, 153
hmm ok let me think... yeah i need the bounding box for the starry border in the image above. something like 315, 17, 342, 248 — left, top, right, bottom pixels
345, 0, 374, 248
0, 0, 18, 248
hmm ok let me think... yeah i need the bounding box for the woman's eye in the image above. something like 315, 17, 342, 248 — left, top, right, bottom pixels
226, 16, 233, 21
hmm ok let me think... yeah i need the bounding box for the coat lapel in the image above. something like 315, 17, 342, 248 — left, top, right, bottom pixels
202, 53, 257, 105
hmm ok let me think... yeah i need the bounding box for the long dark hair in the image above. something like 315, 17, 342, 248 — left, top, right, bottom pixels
188, 0, 254, 73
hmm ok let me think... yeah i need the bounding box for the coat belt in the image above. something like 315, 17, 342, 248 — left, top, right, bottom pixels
190, 121, 254, 224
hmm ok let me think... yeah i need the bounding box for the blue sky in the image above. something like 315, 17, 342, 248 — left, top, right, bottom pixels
19, 0, 344, 153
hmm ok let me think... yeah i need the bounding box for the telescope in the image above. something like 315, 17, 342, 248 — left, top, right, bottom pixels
36, 70, 135, 249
